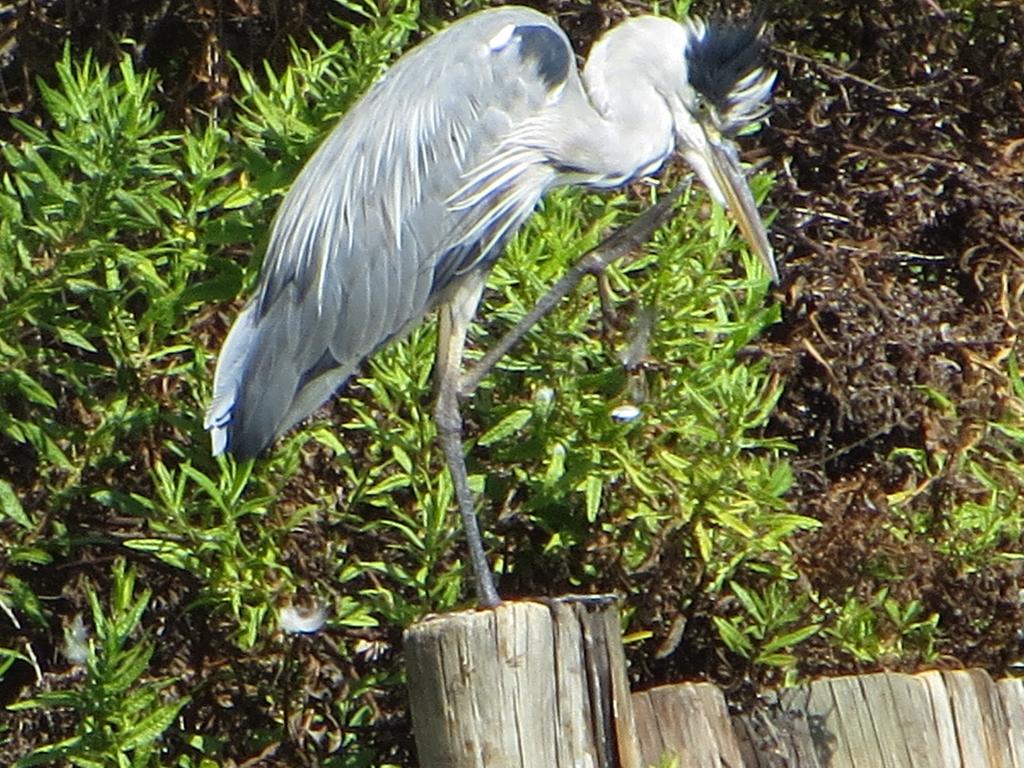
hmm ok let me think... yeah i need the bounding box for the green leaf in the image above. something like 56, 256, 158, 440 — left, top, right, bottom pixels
0, 479, 31, 528
755, 652, 798, 668
54, 325, 98, 352
121, 697, 189, 750
729, 581, 765, 624
123, 538, 195, 570
13, 736, 84, 767
220, 186, 261, 209
712, 616, 753, 657
106, 643, 152, 694
309, 426, 346, 455
710, 509, 754, 537
391, 443, 413, 473
366, 473, 411, 495
9, 547, 52, 566
762, 623, 821, 654
179, 267, 244, 306
478, 407, 532, 446
584, 474, 603, 523
543, 442, 567, 486
7, 369, 57, 408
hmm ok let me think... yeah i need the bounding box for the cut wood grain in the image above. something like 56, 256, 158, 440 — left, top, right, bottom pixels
404, 596, 642, 768
917, 669, 960, 768
632, 682, 745, 768
998, 677, 1024, 767
732, 686, 825, 768
943, 668, 1015, 768
729, 670, 1024, 768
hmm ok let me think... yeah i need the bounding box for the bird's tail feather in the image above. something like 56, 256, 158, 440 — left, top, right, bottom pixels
205, 303, 261, 457
205, 299, 355, 459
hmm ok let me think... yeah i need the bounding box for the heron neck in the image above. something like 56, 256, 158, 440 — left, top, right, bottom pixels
563, 73, 675, 187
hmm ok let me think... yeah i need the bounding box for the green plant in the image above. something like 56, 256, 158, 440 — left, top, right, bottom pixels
713, 579, 821, 681
0, 6, 424, 760
887, 440, 1024, 572
823, 588, 940, 666
10, 560, 186, 767
470, 179, 810, 594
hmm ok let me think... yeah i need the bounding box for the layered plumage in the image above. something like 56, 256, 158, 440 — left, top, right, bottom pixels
206, 6, 775, 459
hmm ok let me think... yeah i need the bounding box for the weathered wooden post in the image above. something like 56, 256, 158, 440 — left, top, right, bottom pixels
407, 597, 1024, 767
404, 595, 643, 767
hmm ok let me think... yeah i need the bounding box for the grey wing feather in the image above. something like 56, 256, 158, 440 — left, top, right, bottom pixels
206, 7, 578, 457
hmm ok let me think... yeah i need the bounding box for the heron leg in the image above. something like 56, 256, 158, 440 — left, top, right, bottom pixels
434, 182, 689, 606
435, 276, 501, 608
459, 180, 690, 397
596, 271, 624, 335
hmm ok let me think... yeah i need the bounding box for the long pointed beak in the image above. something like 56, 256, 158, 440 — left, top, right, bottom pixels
685, 139, 778, 283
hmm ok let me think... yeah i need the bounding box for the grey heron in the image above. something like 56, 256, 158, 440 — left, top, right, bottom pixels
205, 6, 777, 607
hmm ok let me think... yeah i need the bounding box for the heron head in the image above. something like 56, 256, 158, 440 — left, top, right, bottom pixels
670, 17, 778, 281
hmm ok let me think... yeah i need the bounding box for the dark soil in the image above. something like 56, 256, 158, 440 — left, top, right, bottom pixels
759, 0, 1024, 678
2, 0, 1023, 765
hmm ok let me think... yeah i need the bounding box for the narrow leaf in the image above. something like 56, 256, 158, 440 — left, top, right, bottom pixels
478, 408, 532, 447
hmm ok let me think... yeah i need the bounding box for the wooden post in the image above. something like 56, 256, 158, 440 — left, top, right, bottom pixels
408, 601, 1024, 768
632, 682, 747, 767
731, 669, 1024, 768
404, 595, 643, 768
